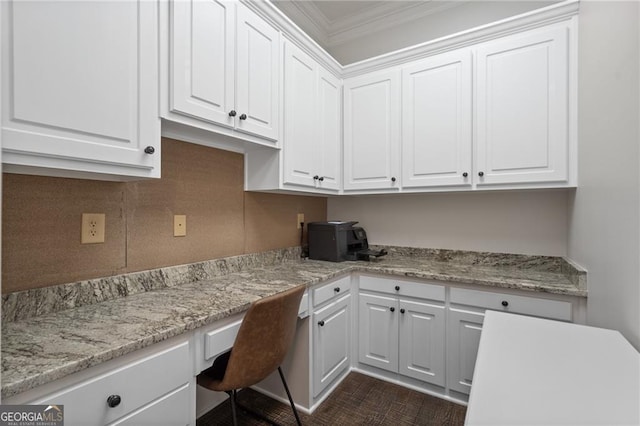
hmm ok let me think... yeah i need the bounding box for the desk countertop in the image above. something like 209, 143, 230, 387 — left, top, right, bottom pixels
2, 247, 586, 399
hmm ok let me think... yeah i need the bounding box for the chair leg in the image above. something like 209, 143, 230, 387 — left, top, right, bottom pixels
278, 366, 302, 426
226, 390, 238, 426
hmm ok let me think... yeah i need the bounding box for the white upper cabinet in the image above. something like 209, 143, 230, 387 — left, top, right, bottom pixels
246, 40, 341, 194
235, 3, 280, 140
316, 68, 342, 191
402, 50, 472, 189
1, 0, 160, 180
344, 70, 401, 191
283, 43, 319, 188
166, 0, 279, 144
475, 25, 570, 187
170, 0, 235, 128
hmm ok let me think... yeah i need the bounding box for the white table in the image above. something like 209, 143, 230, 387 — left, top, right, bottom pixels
466, 311, 640, 425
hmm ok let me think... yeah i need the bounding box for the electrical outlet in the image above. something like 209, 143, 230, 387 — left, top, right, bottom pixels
81, 213, 105, 244
297, 213, 305, 229
174, 215, 187, 237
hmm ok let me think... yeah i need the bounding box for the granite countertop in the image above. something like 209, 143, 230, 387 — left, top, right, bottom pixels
1, 247, 586, 399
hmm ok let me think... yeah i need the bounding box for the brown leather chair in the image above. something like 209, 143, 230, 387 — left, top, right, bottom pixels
197, 285, 305, 426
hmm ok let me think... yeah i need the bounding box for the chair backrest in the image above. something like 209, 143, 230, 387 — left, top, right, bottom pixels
216, 285, 306, 390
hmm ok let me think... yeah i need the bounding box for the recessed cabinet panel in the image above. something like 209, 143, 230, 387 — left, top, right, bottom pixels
447, 309, 484, 395
402, 50, 472, 188
317, 69, 342, 191
235, 4, 280, 140
313, 295, 351, 397
2, 0, 160, 179
399, 300, 446, 386
170, 0, 234, 126
283, 44, 317, 186
344, 70, 400, 191
358, 293, 398, 372
475, 26, 569, 185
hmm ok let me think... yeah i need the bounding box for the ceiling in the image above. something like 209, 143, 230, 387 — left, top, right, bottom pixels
272, 0, 466, 51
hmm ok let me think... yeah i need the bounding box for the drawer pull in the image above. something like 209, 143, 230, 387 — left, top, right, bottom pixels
107, 395, 122, 408
389, 307, 395, 312
143, 146, 155, 154
501, 300, 509, 307
400, 308, 405, 314
395, 285, 400, 291
334, 287, 340, 293
318, 320, 325, 327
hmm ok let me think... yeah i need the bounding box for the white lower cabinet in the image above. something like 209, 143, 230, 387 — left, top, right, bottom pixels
8, 338, 194, 426
313, 293, 351, 397
446, 287, 577, 397
446, 308, 485, 395
358, 277, 446, 387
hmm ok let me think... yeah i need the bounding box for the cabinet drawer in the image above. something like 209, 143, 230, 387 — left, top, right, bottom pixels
313, 276, 350, 307
38, 341, 191, 426
450, 287, 572, 321
108, 383, 191, 426
359, 275, 445, 302
298, 291, 310, 318
204, 320, 242, 361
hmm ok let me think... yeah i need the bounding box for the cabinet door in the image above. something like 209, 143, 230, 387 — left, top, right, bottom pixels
344, 70, 400, 191
283, 42, 318, 187
475, 26, 569, 186
447, 308, 485, 395
358, 293, 398, 373
317, 68, 342, 191
1, 0, 160, 179
402, 50, 472, 188
170, 0, 235, 128
235, 3, 280, 141
399, 299, 445, 386
313, 295, 351, 397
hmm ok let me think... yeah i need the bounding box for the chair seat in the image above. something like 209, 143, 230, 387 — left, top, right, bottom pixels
197, 350, 231, 391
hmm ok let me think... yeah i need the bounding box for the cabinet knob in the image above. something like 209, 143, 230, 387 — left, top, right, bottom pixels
313, 175, 319, 180
478, 171, 484, 177
462, 172, 468, 178
228, 110, 237, 117
107, 395, 122, 408
400, 308, 405, 314
144, 146, 155, 154
334, 287, 340, 293
501, 300, 509, 307
395, 285, 400, 291
318, 320, 325, 327
239, 113, 247, 120
389, 307, 395, 312
391, 177, 396, 183
319, 176, 324, 182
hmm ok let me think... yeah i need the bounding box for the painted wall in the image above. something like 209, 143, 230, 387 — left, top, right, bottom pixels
328, 191, 569, 256
567, 1, 640, 350
2, 138, 326, 293
329, 1, 555, 65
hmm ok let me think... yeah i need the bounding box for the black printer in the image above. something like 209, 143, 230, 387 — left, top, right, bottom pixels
307, 221, 387, 262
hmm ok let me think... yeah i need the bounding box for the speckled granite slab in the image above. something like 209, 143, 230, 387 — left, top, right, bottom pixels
1, 246, 587, 399
2, 247, 302, 323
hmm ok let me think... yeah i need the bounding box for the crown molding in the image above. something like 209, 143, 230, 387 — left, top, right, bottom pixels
341, 0, 580, 78
271, 0, 330, 48
244, 0, 579, 79
241, 0, 342, 77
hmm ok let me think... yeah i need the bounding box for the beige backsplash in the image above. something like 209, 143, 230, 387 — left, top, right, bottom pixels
2, 138, 326, 293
